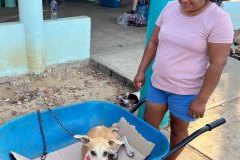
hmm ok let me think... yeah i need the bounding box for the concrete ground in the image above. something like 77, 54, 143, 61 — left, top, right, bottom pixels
1, 0, 240, 159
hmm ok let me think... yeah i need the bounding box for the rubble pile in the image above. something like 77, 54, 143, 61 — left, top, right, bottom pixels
230, 30, 240, 60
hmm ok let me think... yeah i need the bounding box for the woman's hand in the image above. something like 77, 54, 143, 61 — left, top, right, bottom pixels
134, 71, 145, 90
188, 98, 207, 119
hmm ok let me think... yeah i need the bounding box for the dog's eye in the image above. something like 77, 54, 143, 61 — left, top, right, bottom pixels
103, 151, 108, 157
91, 151, 97, 156
108, 140, 115, 146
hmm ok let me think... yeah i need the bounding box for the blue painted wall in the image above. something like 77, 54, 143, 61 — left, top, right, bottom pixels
222, 1, 240, 29
0, 16, 91, 77
44, 16, 91, 66
0, 22, 28, 77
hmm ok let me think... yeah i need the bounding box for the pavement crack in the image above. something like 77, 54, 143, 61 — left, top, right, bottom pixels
188, 145, 213, 160
206, 97, 240, 111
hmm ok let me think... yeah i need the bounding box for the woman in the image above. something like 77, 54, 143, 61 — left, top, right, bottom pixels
134, 0, 233, 159
127, 0, 150, 14
127, 0, 150, 26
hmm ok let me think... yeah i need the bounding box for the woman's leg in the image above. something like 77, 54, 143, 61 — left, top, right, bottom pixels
132, 0, 139, 11
144, 101, 168, 129
167, 114, 190, 160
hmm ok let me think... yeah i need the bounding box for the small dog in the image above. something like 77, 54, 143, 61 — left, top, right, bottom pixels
74, 125, 134, 160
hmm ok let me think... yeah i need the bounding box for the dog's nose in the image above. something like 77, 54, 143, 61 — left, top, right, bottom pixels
108, 153, 118, 160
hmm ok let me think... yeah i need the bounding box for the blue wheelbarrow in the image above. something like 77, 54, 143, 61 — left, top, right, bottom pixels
0, 99, 225, 160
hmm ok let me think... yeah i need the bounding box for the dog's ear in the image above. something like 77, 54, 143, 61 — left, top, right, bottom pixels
108, 139, 123, 148
110, 126, 119, 133
108, 139, 123, 153
74, 135, 91, 146
109, 139, 123, 145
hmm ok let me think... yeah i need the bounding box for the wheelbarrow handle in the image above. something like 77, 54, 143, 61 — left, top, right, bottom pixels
206, 118, 226, 131
162, 118, 226, 160
129, 98, 146, 113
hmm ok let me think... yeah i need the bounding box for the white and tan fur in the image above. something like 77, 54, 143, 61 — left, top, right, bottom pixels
74, 125, 134, 160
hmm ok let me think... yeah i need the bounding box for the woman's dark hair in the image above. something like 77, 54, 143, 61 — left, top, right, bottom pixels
209, 0, 223, 6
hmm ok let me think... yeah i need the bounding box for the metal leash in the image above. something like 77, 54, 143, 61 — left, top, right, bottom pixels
47, 108, 75, 137
37, 110, 48, 160
37, 109, 76, 159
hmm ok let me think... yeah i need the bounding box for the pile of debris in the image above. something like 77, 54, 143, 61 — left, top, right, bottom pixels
117, 92, 140, 109
230, 30, 240, 60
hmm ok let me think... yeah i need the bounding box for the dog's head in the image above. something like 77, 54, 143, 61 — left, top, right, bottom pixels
74, 135, 122, 160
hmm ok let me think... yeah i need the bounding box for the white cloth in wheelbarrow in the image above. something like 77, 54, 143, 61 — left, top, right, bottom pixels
11, 118, 155, 160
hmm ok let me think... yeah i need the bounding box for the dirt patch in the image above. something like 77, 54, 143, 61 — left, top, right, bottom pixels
0, 61, 134, 125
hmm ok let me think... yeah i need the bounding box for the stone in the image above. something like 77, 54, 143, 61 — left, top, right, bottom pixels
24, 77, 30, 84
24, 99, 29, 102
17, 101, 22, 105
11, 110, 17, 115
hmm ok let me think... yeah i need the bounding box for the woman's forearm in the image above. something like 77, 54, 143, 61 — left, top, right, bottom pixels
197, 63, 225, 103
138, 41, 158, 73
197, 43, 230, 103
137, 26, 160, 73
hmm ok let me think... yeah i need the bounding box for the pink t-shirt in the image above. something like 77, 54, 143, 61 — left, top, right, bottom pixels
151, 1, 234, 95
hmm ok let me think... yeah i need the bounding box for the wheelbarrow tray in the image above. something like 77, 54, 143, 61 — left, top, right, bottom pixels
0, 101, 169, 160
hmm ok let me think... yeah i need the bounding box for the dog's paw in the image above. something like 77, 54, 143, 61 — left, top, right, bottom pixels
127, 149, 134, 158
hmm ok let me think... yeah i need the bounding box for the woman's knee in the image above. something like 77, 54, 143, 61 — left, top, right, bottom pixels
170, 114, 189, 136
143, 101, 168, 128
